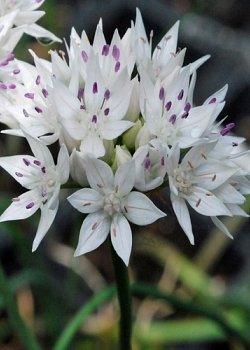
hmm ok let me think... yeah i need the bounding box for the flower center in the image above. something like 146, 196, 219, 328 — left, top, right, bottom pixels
173, 168, 191, 194
103, 192, 121, 216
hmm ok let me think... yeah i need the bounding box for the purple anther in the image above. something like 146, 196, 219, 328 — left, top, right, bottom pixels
23, 158, 30, 166
15, 172, 23, 177
124, 206, 128, 213
41, 166, 46, 173
93, 82, 98, 94
92, 222, 98, 230
9, 84, 16, 89
232, 142, 238, 147
209, 97, 216, 104
181, 111, 189, 119
1, 61, 8, 66
78, 87, 84, 99
184, 102, 191, 112
165, 101, 172, 111
104, 89, 110, 100
7, 53, 15, 60
81, 50, 88, 62
145, 159, 151, 169
0, 84, 7, 89
25, 93, 34, 99
26, 202, 35, 209
165, 35, 171, 42
42, 190, 46, 197
23, 109, 29, 118
42, 88, 48, 98
12, 197, 20, 202
156, 45, 161, 50
13, 69, 20, 75
36, 0, 42, 3
159, 87, 164, 100
34, 160, 41, 166
161, 157, 165, 166
178, 89, 184, 100
92, 115, 98, 123
35, 106, 43, 113
220, 123, 235, 136
36, 75, 40, 85
115, 61, 120, 72
104, 108, 110, 116
102, 44, 110, 56
176, 47, 181, 54
112, 45, 120, 61
169, 114, 177, 124
80, 104, 85, 110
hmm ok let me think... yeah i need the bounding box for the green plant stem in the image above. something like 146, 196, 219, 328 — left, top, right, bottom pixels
0, 260, 42, 350
53, 284, 116, 350
111, 245, 132, 350
131, 283, 250, 349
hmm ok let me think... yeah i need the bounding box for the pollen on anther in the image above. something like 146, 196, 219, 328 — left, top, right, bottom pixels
196, 198, 201, 207
145, 159, 151, 169
25, 93, 34, 99
212, 174, 216, 182
159, 87, 164, 100
83, 202, 91, 206
26, 202, 35, 209
178, 89, 184, 100
93, 82, 98, 94
41, 166, 46, 174
201, 152, 207, 160
34, 160, 41, 166
206, 193, 213, 196
23, 158, 30, 166
104, 89, 110, 100
15, 172, 23, 177
92, 115, 97, 123
36, 75, 40, 85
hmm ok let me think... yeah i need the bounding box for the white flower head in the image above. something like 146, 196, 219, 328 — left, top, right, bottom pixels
0, 128, 69, 251
68, 157, 166, 265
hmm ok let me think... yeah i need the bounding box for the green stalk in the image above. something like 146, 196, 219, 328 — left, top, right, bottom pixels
0, 260, 42, 350
53, 284, 116, 350
111, 244, 132, 350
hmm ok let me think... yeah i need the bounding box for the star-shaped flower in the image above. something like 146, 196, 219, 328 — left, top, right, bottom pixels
68, 157, 166, 265
0, 129, 69, 251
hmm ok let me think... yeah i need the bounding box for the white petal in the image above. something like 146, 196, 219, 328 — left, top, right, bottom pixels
123, 192, 166, 225
211, 216, 233, 239
0, 189, 40, 222
85, 157, 114, 192
171, 195, 194, 244
74, 211, 110, 256
32, 201, 59, 251
68, 188, 103, 214
80, 135, 106, 158
111, 213, 132, 266
100, 120, 134, 140
115, 160, 135, 197
57, 144, 70, 184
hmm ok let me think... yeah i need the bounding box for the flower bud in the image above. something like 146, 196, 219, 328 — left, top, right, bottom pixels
123, 78, 140, 122
111, 145, 132, 172
70, 149, 88, 187
123, 118, 142, 150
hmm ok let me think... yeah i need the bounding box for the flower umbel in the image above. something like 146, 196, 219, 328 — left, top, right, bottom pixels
68, 157, 166, 265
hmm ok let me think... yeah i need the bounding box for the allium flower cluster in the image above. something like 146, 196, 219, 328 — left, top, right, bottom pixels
0, 5, 249, 265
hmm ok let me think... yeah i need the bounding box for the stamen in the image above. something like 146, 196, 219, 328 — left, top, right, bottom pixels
165, 35, 171, 42
26, 202, 35, 209
188, 161, 193, 169
201, 152, 207, 160
140, 37, 146, 43
165, 101, 172, 111
161, 157, 165, 166
181, 111, 189, 119
92, 222, 98, 230
7, 53, 15, 60
97, 183, 104, 188
104, 108, 110, 116
93, 82, 98, 94
23, 109, 29, 118
156, 45, 161, 50
41, 167, 46, 173
35, 107, 43, 113
178, 89, 184, 100
92, 115, 97, 123
1, 61, 8, 66
169, 114, 177, 124
209, 97, 216, 104
124, 206, 128, 213
34, 160, 41, 166
112, 45, 120, 61
9, 84, 16, 89
212, 174, 216, 182
15, 172, 23, 177
13, 69, 20, 75
159, 87, 164, 100
184, 102, 191, 112
42, 190, 46, 197
25, 93, 34, 99
145, 159, 151, 169
115, 61, 120, 72
42, 88, 48, 98
23, 158, 30, 166
102, 44, 109, 56
83, 202, 91, 206
36, 75, 40, 85
181, 183, 190, 188
206, 193, 213, 196
0, 84, 7, 89
196, 198, 201, 207
80, 104, 85, 109
12, 197, 20, 202
232, 142, 238, 147
104, 89, 110, 100
150, 30, 154, 38
78, 88, 84, 99
113, 228, 117, 237
81, 50, 88, 62
115, 185, 118, 193
220, 123, 235, 136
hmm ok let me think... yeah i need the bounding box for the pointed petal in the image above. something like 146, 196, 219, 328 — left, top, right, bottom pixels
74, 211, 110, 256
57, 144, 70, 184
85, 157, 114, 192
211, 216, 233, 239
172, 195, 194, 244
115, 160, 135, 197
68, 188, 103, 214
123, 192, 166, 225
111, 213, 132, 266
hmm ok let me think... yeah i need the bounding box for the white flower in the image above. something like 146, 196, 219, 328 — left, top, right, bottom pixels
166, 142, 240, 243
68, 157, 166, 265
0, 129, 69, 251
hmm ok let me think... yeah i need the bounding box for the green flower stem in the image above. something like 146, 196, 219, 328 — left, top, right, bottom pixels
111, 244, 132, 350
53, 284, 116, 350
0, 260, 42, 350
131, 283, 250, 349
